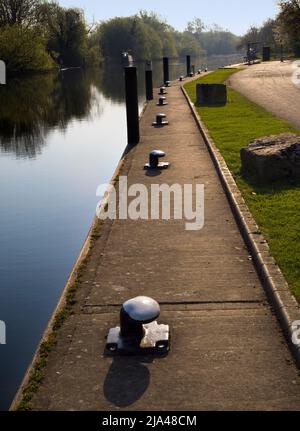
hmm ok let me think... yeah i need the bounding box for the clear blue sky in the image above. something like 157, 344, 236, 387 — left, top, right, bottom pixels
59, 0, 279, 35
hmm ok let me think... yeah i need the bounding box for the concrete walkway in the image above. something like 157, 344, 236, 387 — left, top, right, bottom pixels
27, 79, 300, 411
230, 60, 300, 129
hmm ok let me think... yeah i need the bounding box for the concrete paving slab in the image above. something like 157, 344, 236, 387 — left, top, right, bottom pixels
18, 77, 300, 411
31, 308, 300, 411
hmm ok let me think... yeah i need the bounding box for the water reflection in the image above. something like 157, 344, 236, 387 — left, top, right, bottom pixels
0, 54, 242, 159
0, 70, 102, 158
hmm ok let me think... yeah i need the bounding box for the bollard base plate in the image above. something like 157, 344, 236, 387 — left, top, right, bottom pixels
144, 162, 169, 171
157, 102, 168, 106
105, 321, 170, 356
152, 121, 169, 127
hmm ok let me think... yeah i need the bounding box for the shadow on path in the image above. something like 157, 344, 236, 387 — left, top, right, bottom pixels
103, 356, 153, 407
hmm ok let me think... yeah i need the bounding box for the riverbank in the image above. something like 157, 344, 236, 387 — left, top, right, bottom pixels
12, 75, 300, 411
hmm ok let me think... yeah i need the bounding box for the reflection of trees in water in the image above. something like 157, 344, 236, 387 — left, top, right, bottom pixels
0, 74, 55, 158
0, 55, 243, 158
0, 69, 102, 158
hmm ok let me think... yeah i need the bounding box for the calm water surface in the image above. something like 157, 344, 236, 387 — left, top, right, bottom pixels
0, 54, 242, 410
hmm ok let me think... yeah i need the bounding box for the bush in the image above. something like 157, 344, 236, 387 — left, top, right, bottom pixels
0, 25, 55, 72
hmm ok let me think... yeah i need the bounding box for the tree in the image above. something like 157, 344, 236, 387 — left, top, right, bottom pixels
239, 20, 278, 51
39, 3, 89, 67
0, 24, 54, 71
138, 11, 177, 57
186, 18, 205, 34
98, 15, 170, 61
175, 31, 203, 57
0, 0, 40, 27
277, 0, 300, 55
85, 28, 103, 67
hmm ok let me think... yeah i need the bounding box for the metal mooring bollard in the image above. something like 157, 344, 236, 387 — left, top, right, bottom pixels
165, 80, 171, 87
144, 150, 169, 170
159, 86, 167, 95
145, 60, 153, 101
179, 76, 184, 82
152, 113, 168, 127
106, 296, 170, 355
124, 66, 140, 145
157, 96, 168, 106
186, 55, 191, 76
163, 57, 169, 84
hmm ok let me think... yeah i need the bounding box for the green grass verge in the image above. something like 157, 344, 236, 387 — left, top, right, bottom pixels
184, 69, 300, 303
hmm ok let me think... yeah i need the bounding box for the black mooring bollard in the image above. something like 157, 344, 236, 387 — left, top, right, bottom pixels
163, 57, 169, 84
186, 55, 191, 76
105, 296, 170, 355
145, 60, 153, 101
124, 66, 140, 146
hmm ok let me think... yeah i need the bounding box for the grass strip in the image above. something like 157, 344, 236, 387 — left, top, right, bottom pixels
185, 69, 300, 302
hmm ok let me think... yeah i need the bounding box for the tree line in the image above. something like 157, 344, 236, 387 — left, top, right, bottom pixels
1, 0, 300, 74
0, 2, 242, 73
0, 0, 102, 72
239, 1, 300, 57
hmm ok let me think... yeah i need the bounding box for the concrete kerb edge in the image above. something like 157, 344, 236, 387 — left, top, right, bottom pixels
181, 85, 300, 368
10, 101, 148, 411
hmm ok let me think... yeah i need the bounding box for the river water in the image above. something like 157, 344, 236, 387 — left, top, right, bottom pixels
0, 54, 242, 410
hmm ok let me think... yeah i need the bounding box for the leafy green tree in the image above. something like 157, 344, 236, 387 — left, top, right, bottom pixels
39, 2, 89, 67
186, 18, 205, 34
138, 10, 177, 57
239, 20, 278, 51
175, 31, 202, 57
98, 12, 180, 61
277, 0, 300, 55
0, 0, 40, 27
0, 24, 54, 71
186, 19, 240, 55
85, 28, 103, 67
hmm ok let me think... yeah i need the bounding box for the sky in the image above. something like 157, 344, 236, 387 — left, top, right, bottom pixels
59, 0, 279, 36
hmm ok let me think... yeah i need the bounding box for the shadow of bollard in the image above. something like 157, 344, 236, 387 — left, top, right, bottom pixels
103, 356, 152, 407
